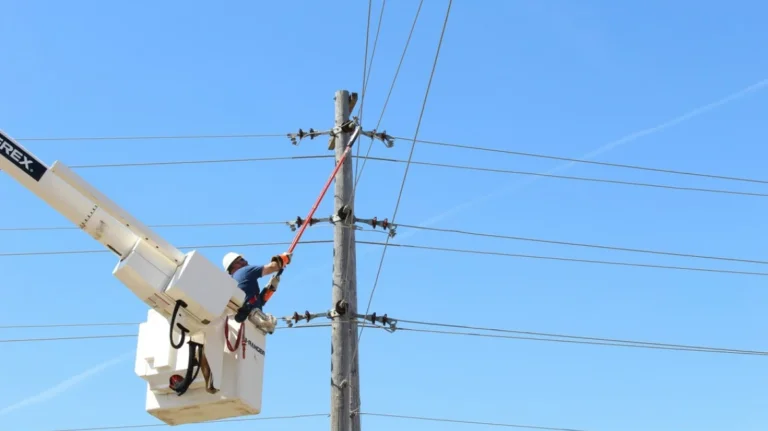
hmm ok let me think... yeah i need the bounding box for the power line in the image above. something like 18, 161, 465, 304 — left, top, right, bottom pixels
355, 0, 386, 128
360, 0, 372, 119
396, 223, 768, 265
362, 412, 590, 431
0, 221, 285, 232
40, 412, 588, 431
347, 5, 426, 400
45, 414, 329, 431
395, 318, 765, 354
402, 137, 768, 185
15, 133, 286, 142
352, 240, 768, 277
362, 0, 385, 101
69, 154, 334, 169
359, 0, 452, 362
13, 131, 767, 187
355, 0, 373, 185
0, 240, 332, 257
55, 154, 768, 199
3, 316, 762, 356
5, 219, 765, 267
353, 0, 423, 189
395, 327, 768, 356
3, 239, 765, 277
0, 322, 139, 329
0, 323, 339, 343
397, 159, 768, 198
0, 334, 137, 343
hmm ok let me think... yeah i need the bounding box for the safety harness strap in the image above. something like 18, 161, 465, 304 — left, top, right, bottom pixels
199, 348, 217, 394
224, 316, 246, 359
169, 341, 203, 396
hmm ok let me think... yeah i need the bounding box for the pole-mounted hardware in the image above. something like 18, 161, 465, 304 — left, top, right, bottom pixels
287, 128, 330, 146
284, 213, 396, 237
279, 306, 397, 333
356, 312, 397, 332
354, 216, 396, 237
360, 129, 395, 148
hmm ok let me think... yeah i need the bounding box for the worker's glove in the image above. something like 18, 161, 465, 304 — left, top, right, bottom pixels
265, 274, 280, 292
271, 252, 292, 269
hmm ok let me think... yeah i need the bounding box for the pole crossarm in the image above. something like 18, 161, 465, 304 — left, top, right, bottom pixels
286, 123, 393, 150
286, 211, 397, 238
280, 307, 398, 333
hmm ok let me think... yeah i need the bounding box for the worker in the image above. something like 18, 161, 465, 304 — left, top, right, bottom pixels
222, 251, 291, 320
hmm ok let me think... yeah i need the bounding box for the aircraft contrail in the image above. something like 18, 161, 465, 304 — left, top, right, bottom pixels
0, 349, 134, 417
395, 77, 768, 239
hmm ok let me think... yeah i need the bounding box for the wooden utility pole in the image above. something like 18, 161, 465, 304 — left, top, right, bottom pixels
330, 89, 359, 431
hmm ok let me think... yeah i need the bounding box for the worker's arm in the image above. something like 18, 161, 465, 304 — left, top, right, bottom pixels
261, 261, 280, 276
262, 252, 292, 276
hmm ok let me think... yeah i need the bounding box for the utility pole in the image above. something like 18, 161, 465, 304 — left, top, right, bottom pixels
330, 89, 359, 431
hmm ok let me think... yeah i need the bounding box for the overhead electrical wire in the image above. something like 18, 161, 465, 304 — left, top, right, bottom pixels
393, 318, 767, 356
354, 0, 374, 183
39, 412, 592, 431
15, 133, 286, 142
0, 323, 342, 343
353, 241, 768, 277
44, 414, 330, 431
361, 0, 385, 102
396, 328, 767, 356
358, 0, 453, 356
361, 412, 591, 431
6, 319, 764, 356
345, 3, 388, 422
12, 132, 767, 187
353, 0, 423, 189
400, 137, 768, 186
0, 322, 139, 329
0, 240, 333, 257
5, 219, 766, 267
39, 154, 766, 199
0, 220, 285, 232
0, 334, 137, 343
394, 223, 768, 265
6, 319, 762, 357
346, 0, 387, 337
355, 0, 386, 130
360, 0, 372, 116
2, 239, 766, 276
345, 0, 420, 331
395, 159, 768, 198
69, 154, 334, 168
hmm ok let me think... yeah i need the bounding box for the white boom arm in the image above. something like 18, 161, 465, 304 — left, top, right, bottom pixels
1, 128, 271, 425
0, 128, 235, 327
0, 130, 183, 263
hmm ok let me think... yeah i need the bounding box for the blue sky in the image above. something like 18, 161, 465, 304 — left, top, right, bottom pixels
2, 1, 768, 430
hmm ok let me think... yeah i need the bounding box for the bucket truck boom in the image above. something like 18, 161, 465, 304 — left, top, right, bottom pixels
0, 128, 270, 425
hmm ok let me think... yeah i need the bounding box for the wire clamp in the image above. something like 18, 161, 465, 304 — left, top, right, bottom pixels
335, 300, 348, 316
361, 129, 395, 148
328, 118, 360, 150
355, 216, 397, 237
337, 205, 354, 225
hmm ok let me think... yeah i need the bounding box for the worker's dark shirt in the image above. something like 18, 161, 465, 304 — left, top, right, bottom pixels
232, 264, 266, 309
